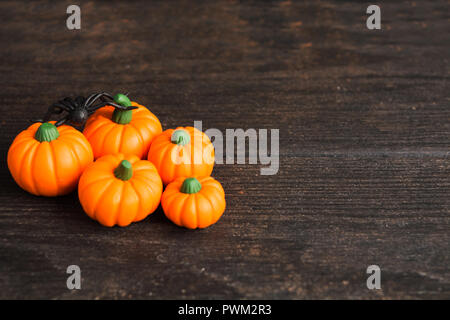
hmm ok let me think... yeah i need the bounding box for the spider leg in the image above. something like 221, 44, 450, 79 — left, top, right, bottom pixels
58, 99, 75, 110
86, 101, 109, 113
89, 92, 114, 104
100, 92, 115, 100
62, 97, 74, 104
87, 106, 104, 115
107, 102, 138, 110
84, 92, 115, 110
85, 93, 116, 112
61, 98, 78, 112
84, 93, 102, 106
55, 116, 69, 127
75, 96, 86, 107
42, 103, 68, 122
85, 93, 136, 112
53, 103, 72, 112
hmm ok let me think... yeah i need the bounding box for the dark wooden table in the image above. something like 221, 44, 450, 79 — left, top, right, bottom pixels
0, 0, 448, 299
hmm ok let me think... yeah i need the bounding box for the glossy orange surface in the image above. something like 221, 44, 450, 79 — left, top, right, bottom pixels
7, 122, 93, 196
148, 127, 215, 185
161, 176, 225, 229
83, 102, 162, 159
78, 153, 163, 227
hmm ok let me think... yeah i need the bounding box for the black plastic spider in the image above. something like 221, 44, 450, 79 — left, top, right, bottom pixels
37, 92, 137, 127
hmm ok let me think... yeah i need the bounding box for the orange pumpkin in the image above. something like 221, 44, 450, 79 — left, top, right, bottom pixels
78, 153, 163, 227
83, 94, 162, 159
148, 127, 215, 185
161, 176, 225, 229
7, 122, 93, 196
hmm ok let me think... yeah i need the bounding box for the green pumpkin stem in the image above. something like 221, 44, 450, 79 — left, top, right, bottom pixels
114, 160, 133, 181
112, 93, 133, 125
35, 122, 59, 142
180, 177, 202, 194
171, 129, 190, 146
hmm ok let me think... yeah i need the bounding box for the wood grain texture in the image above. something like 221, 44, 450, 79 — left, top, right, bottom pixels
0, 0, 449, 299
